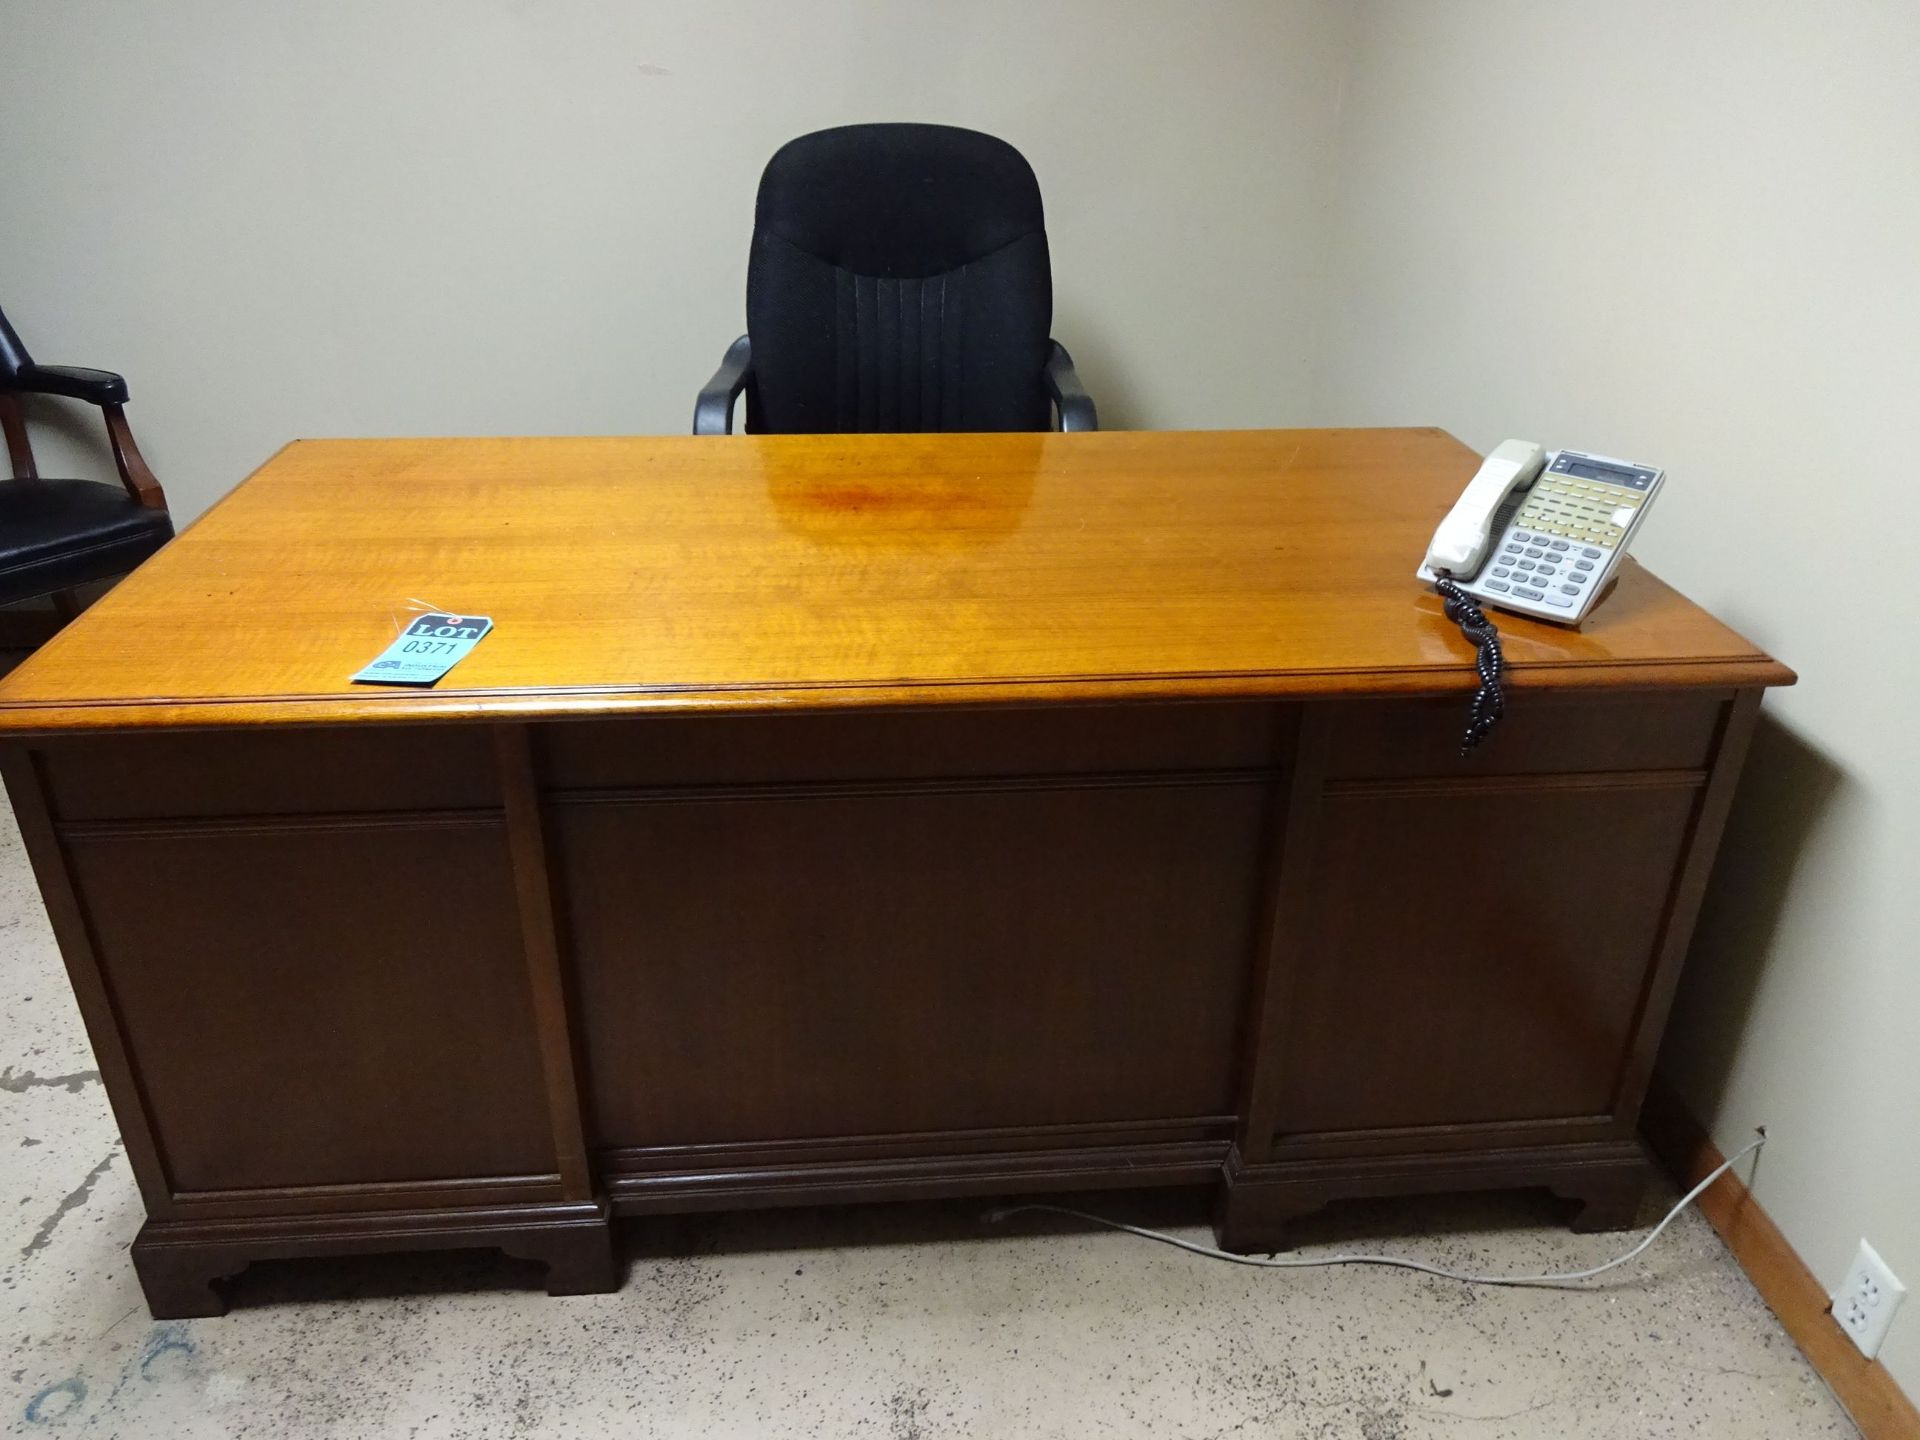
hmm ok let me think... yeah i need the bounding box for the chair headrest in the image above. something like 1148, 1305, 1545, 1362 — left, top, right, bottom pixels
755, 124, 1045, 279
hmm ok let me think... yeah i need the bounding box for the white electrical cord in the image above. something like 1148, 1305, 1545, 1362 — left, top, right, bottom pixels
984, 1130, 1764, 1290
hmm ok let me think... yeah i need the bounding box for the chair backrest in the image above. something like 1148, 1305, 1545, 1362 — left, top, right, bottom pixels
745, 124, 1053, 434
0, 305, 32, 384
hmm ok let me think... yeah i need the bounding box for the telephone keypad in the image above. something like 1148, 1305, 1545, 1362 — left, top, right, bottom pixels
1514, 473, 1642, 549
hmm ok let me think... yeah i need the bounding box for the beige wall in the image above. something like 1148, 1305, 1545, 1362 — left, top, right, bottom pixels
1322, 0, 1920, 1392
3, 0, 1350, 522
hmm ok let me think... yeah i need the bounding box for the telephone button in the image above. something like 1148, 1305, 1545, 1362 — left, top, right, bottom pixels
1560, 584, 1581, 595
1516, 560, 1536, 570
1512, 531, 1531, 541
1503, 543, 1524, 554
1581, 547, 1602, 559
1568, 571, 1588, 584
1548, 540, 1570, 551
1491, 567, 1511, 578
1575, 559, 1595, 571
1484, 580, 1511, 592
1524, 547, 1544, 558
1545, 594, 1575, 608
1512, 585, 1545, 600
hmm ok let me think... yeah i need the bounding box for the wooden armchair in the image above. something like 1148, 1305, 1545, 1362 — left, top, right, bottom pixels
0, 304, 172, 620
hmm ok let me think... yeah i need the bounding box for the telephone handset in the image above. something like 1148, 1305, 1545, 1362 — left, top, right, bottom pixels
1417, 439, 1668, 752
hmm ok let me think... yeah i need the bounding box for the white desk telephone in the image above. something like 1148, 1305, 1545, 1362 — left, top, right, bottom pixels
1417, 440, 1665, 626
1417, 439, 1667, 754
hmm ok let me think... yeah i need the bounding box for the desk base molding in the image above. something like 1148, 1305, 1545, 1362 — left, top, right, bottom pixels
1215, 1140, 1652, 1253
125, 1137, 1659, 1315
606, 1139, 1230, 1215
129, 1199, 618, 1319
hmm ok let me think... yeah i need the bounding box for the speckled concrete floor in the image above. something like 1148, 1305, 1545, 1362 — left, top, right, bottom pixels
0, 798, 1857, 1440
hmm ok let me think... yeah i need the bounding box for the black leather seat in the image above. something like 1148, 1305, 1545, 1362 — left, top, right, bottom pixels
695, 123, 1095, 435
0, 478, 173, 601
1, 305, 172, 611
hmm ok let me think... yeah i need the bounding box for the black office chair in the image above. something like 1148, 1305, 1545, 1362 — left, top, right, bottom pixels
0, 305, 172, 618
695, 123, 1095, 435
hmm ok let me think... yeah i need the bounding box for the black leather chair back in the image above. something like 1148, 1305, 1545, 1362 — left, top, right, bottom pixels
0, 307, 32, 381
745, 124, 1053, 433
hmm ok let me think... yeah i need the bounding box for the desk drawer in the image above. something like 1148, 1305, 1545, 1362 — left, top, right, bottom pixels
1323, 693, 1724, 780
33, 727, 500, 821
540, 702, 1286, 791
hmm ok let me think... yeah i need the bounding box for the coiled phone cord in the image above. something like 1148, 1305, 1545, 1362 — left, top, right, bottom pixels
1433, 574, 1505, 754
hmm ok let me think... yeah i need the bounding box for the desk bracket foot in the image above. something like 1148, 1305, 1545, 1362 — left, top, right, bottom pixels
1214, 1147, 1326, 1254
130, 1239, 240, 1319
1555, 1168, 1649, 1233
500, 1211, 620, 1296
1215, 1140, 1656, 1255
128, 1198, 620, 1318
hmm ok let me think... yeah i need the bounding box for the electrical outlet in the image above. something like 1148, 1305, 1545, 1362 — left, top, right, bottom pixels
1832, 1240, 1906, 1359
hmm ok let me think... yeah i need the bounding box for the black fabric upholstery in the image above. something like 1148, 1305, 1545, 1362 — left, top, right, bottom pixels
744, 124, 1054, 433
0, 478, 173, 605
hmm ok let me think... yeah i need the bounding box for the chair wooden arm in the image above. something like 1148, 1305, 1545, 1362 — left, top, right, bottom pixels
0, 393, 36, 480
0, 389, 166, 510
102, 404, 166, 509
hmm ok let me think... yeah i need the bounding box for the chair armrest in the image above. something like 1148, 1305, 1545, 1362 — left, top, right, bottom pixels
694, 335, 753, 435
1043, 342, 1097, 432
102, 403, 166, 509
11, 363, 130, 406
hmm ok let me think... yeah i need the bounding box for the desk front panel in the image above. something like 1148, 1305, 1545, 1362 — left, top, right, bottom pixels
3, 683, 1751, 1250
560, 778, 1268, 1147
548, 701, 1286, 1171
61, 818, 554, 1194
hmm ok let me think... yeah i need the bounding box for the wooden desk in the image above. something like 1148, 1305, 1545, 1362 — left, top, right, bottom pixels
0, 429, 1792, 1317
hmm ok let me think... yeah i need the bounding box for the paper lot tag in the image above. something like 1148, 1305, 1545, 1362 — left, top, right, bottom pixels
353, 612, 494, 686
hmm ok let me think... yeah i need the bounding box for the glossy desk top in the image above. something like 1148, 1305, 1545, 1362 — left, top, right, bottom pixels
0, 428, 1791, 731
